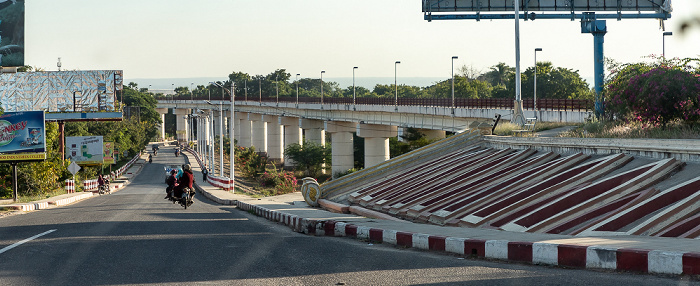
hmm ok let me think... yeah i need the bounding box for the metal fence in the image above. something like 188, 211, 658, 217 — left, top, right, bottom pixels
166, 95, 593, 112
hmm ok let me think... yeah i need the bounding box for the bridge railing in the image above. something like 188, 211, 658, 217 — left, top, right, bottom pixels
163, 95, 592, 112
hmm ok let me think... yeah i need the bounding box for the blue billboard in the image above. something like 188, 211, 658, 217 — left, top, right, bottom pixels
0, 111, 46, 162
0, 0, 24, 67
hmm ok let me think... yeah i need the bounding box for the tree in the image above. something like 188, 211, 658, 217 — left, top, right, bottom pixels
520, 62, 593, 100
284, 142, 331, 178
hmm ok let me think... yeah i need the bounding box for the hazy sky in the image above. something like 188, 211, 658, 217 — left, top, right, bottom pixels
25, 0, 700, 85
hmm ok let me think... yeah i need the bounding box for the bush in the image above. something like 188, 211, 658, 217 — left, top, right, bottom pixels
606, 58, 700, 126
257, 168, 298, 195
235, 146, 267, 178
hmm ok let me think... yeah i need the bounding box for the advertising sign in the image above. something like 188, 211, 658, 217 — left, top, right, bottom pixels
0, 70, 123, 112
103, 141, 115, 165
0, 0, 24, 67
0, 111, 46, 162
65, 136, 104, 165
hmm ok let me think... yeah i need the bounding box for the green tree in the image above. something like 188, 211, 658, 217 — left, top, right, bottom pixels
284, 141, 331, 178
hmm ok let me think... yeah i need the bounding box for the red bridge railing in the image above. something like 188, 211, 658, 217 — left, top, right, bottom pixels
167, 96, 593, 112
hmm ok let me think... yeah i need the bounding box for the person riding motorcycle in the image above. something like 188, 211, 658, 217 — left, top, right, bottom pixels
165, 169, 177, 199
148, 154, 153, 163
175, 148, 180, 157
173, 164, 195, 200
98, 174, 105, 190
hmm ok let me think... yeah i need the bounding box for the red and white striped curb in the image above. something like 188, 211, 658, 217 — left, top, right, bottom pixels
232, 199, 700, 276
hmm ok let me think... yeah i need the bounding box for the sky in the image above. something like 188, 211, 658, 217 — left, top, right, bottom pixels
24, 0, 700, 89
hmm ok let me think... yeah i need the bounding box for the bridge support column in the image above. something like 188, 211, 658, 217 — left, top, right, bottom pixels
249, 113, 267, 152
326, 121, 356, 178
234, 112, 241, 144
358, 124, 397, 168
155, 108, 168, 142
301, 119, 326, 173
416, 128, 446, 140
238, 112, 251, 148
280, 116, 302, 167
174, 109, 190, 142
301, 119, 325, 146
264, 115, 283, 162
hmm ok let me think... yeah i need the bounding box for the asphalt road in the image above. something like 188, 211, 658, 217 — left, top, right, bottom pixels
1, 147, 698, 285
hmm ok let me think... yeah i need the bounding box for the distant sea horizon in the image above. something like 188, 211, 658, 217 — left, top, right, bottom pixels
128, 76, 593, 93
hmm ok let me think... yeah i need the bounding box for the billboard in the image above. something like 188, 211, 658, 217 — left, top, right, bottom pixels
0, 70, 123, 112
0, 0, 24, 67
103, 141, 115, 165
422, 0, 670, 13
66, 136, 104, 165
0, 111, 46, 162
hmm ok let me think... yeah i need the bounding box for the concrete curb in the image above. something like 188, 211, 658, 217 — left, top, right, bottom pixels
229, 197, 700, 276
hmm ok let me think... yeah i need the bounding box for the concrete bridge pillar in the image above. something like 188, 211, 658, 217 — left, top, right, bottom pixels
326, 121, 356, 177
249, 113, 267, 152
301, 119, 325, 146
358, 124, 397, 168
174, 109, 190, 142
234, 112, 241, 144
264, 115, 283, 162
238, 112, 251, 147
280, 116, 302, 167
155, 108, 168, 142
417, 128, 446, 140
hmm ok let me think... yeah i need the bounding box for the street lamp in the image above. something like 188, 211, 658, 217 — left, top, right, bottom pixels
171, 83, 174, 102
295, 74, 300, 107
275, 74, 279, 105
451, 56, 458, 113
321, 70, 325, 106
395, 61, 401, 108
534, 48, 543, 118
353, 67, 358, 110
190, 82, 194, 101
663, 31, 673, 58
258, 78, 262, 105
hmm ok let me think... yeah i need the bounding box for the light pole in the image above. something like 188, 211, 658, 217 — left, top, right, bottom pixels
353, 67, 358, 110
190, 82, 194, 101
451, 56, 458, 114
258, 79, 262, 105
395, 61, 401, 108
171, 83, 174, 102
275, 74, 279, 106
321, 70, 325, 106
663, 31, 672, 58
244, 80, 248, 101
209, 83, 226, 177
534, 48, 543, 118
295, 74, 300, 107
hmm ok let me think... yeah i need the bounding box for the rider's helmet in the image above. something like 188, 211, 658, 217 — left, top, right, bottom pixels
183, 164, 191, 171
171, 170, 177, 175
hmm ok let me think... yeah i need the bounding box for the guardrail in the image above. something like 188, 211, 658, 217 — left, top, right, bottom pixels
182, 147, 233, 191
161, 96, 593, 112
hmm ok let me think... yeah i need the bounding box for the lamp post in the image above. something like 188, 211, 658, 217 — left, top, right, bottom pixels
171, 83, 174, 102
451, 56, 458, 114
190, 83, 194, 101
321, 70, 325, 106
258, 79, 262, 105
395, 61, 401, 108
534, 48, 543, 118
295, 74, 300, 107
663, 31, 673, 58
275, 74, 279, 106
353, 67, 358, 110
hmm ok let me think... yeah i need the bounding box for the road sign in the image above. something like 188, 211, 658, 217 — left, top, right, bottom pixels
68, 161, 81, 175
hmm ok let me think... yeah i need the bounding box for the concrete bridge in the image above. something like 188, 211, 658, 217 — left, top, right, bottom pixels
156, 97, 592, 176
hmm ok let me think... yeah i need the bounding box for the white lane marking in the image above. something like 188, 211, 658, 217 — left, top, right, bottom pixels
0, 229, 57, 255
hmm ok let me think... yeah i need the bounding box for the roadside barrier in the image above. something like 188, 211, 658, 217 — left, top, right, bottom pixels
183, 147, 233, 191
64, 180, 76, 193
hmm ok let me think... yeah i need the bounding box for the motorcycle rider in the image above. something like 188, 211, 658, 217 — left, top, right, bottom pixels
173, 164, 195, 201
148, 154, 153, 163
165, 169, 177, 199
97, 174, 105, 191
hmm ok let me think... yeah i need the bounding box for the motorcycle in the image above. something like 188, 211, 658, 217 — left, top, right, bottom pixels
175, 149, 180, 157
169, 187, 194, 209
98, 179, 111, 195
149, 155, 153, 163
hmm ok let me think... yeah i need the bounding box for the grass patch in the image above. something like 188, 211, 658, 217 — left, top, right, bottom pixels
560, 120, 700, 139
11, 188, 68, 204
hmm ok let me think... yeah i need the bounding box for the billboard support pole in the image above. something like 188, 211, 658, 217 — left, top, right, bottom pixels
11, 162, 18, 202
58, 121, 65, 163
511, 0, 525, 126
